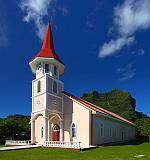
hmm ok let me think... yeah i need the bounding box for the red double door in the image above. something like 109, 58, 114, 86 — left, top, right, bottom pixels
53, 124, 60, 141
53, 130, 60, 141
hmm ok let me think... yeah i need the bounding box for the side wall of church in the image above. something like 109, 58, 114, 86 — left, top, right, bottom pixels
92, 114, 136, 145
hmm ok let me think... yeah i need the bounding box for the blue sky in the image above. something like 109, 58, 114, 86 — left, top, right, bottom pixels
0, 0, 150, 118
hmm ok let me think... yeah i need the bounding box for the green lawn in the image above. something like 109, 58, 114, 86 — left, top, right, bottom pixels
0, 142, 150, 160
0, 145, 5, 147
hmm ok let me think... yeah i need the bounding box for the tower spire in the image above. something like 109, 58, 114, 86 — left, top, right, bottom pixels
42, 22, 55, 51
29, 21, 64, 75
31, 21, 64, 65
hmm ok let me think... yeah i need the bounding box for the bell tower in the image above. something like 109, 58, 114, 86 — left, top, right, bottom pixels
29, 22, 64, 144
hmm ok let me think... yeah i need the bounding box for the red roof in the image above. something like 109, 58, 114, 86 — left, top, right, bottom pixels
32, 22, 64, 65
63, 91, 136, 127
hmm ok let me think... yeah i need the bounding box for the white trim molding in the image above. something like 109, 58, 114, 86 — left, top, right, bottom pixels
47, 93, 62, 99
29, 57, 64, 75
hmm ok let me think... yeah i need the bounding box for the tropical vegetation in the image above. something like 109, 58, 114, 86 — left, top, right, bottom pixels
0, 115, 30, 144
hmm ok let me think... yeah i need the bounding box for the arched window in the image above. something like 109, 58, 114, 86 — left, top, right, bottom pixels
53, 81, 58, 94
37, 81, 41, 93
41, 127, 43, 138
100, 123, 104, 137
71, 123, 76, 138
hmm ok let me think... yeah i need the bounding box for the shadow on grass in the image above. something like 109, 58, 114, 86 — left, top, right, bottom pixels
101, 136, 149, 147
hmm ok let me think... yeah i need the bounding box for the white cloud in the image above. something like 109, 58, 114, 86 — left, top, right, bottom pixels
86, 16, 95, 31
117, 63, 136, 81
0, 25, 8, 47
99, 36, 134, 58
58, 5, 68, 17
99, 0, 150, 58
0, 12, 8, 47
132, 49, 145, 56
20, 0, 55, 40
138, 49, 145, 56
85, 1, 103, 31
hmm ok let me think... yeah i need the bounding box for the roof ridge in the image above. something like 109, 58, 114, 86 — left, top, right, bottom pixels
81, 99, 135, 126
63, 91, 108, 115
63, 91, 136, 126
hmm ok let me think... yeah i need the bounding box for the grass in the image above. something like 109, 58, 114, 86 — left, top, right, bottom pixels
0, 142, 150, 160
0, 145, 5, 147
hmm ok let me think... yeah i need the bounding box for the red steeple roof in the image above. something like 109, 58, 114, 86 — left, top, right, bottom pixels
42, 22, 54, 51
32, 22, 64, 65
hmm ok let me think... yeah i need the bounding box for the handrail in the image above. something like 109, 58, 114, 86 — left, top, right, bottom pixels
5, 140, 31, 146
44, 141, 81, 148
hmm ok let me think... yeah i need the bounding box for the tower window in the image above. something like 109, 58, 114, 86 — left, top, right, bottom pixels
53, 81, 58, 94
54, 66, 58, 76
71, 123, 76, 138
44, 64, 49, 73
37, 81, 41, 93
100, 123, 104, 137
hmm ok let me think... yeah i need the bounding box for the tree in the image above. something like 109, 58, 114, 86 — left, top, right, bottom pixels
136, 118, 150, 137
0, 115, 31, 144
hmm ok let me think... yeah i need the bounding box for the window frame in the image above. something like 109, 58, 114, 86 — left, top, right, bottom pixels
70, 123, 77, 138
100, 123, 104, 137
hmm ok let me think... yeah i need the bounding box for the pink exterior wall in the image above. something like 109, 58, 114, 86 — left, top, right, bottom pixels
63, 95, 91, 147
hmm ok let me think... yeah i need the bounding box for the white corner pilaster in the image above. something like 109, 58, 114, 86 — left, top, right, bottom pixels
48, 119, 50, 141
60, 120, 64, 141
61, 83, 64, 114
44, 74, 48, 109
43, 110, 48, 143
31, 114, 35, 144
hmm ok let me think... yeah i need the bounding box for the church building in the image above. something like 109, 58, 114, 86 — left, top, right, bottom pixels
29, 22, 136, 148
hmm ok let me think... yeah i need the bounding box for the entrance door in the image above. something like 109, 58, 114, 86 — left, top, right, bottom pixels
53, 124, 60, 141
